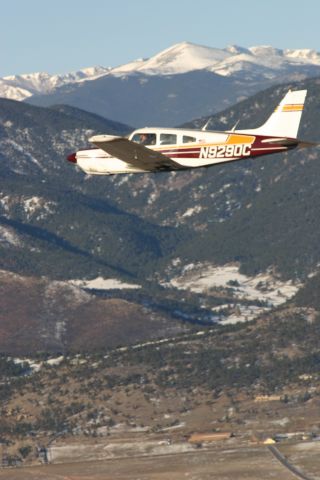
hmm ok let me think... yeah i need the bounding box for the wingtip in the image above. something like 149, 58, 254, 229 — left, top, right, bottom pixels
89, 134, 121, 143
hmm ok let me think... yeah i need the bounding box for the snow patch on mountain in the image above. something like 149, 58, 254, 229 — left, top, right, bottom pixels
23, 196, 56, 220
166, 263, 301, 324
182, 206, 203, 218
168, 263, 300, 305
0, 226, 21, 247
0, 195, 12, 212
70, 277, 141, 290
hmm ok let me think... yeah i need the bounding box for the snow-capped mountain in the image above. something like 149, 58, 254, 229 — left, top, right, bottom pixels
2, 42, 320, 103
0, 66, 111, 101
111, 42, 231, 76
208, 45, 320, 76
112, 42, 320, 77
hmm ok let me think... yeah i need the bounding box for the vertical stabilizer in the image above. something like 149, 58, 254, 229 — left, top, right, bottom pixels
237, 90, 307, 138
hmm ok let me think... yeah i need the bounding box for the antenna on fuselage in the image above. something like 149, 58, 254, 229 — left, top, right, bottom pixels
201, 118, 211, 131
230, 120, 240, 132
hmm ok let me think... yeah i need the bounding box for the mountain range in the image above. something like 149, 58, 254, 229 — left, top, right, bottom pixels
3, 42, 320, 125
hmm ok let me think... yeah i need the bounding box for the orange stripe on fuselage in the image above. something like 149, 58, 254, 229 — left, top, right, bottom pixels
226, 134, 255, 144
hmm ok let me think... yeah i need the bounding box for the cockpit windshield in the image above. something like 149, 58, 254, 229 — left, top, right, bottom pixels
132, 132, 156, 146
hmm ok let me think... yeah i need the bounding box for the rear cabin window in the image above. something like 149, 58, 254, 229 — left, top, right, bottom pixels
132, 133, 156, 146
183, 135, 197, 143
160, 133, 177, 145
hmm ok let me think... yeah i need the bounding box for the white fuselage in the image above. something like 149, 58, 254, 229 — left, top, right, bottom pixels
68, 90, 310, 176
75, 128, 256, 175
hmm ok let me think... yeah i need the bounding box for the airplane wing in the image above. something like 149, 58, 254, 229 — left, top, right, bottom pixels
89, 135, 185, 172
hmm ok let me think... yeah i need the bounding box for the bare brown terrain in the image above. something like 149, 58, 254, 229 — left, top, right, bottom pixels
1, 278, 320, 478
0, 444, 301, 480
0, 270, 186, 354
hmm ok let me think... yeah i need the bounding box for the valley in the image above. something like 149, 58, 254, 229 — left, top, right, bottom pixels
1, 309, 320, 474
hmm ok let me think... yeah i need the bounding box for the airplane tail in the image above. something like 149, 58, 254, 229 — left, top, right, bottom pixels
237, 89, 307, 139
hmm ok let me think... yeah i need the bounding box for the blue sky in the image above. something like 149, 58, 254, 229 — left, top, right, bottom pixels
2, 0, 320, 77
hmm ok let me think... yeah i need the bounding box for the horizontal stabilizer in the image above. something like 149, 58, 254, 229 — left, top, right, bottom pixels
295, 140, 319, 149
261, 137, 319, 149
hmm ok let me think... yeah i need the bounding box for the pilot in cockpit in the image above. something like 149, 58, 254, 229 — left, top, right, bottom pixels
139, 133, 148, 144
139, 133, 156, 145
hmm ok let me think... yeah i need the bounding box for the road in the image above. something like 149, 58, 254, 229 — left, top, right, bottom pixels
268, 445, 315, 480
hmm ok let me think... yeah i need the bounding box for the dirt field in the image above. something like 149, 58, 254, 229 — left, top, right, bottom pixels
0, 444, 298, 480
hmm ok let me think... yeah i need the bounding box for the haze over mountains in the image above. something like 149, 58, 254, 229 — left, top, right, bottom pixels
1, 42, 320, 354
3, 42, 320, 125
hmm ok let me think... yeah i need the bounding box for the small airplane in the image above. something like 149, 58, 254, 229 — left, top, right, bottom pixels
67, 90, 317, 175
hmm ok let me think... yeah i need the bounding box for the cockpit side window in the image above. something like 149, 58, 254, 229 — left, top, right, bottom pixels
160, 133, 177, 145
183, 135, 197, 143
132, 132, 156, 146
